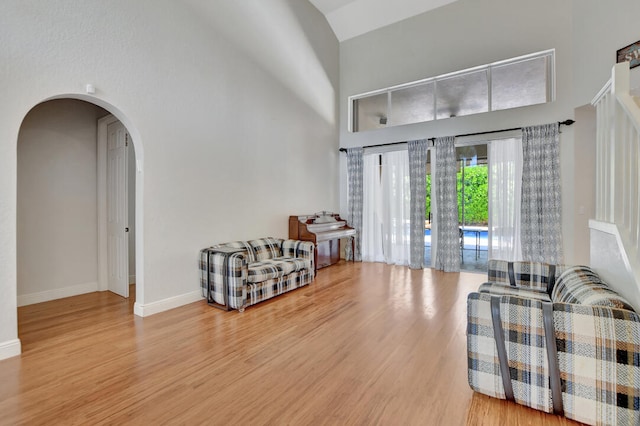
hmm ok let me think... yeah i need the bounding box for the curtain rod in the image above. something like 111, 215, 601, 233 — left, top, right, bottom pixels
338, 119, 575, 152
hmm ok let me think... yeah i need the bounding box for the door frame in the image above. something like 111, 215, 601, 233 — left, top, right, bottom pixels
97, 114, 133, 299
34, 95, 146, 318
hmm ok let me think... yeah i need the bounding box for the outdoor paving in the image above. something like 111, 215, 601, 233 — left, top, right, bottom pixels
423, 246, 488, 273
424, 230, 489, 273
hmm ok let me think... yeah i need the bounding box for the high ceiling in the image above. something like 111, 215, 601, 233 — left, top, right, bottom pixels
309, 0, 459, 41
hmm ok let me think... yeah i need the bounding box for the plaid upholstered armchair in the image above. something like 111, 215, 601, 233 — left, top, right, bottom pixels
467, 260, 640, 425
199, 237, 315, 312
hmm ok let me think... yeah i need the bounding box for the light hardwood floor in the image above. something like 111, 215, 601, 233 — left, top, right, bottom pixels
1, 262, 583, 425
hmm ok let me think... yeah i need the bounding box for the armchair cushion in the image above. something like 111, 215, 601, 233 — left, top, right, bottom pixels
271, 256, 311, 273
248, 237, 283, 261
247, 257, 310, 283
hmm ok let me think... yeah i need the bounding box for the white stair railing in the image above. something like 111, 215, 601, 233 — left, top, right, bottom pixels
592, 62, 640, 263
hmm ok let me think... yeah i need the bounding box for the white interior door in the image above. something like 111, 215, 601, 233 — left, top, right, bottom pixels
107, 121, 129, 298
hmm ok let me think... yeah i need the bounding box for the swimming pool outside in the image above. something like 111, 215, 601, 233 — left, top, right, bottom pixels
424, 228, 488, 250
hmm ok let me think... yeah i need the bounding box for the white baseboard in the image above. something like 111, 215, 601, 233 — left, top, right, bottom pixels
133, 290, 203, 317
129, 275, 136, 285
17, 282, 99, 307
0, 339, 22, 361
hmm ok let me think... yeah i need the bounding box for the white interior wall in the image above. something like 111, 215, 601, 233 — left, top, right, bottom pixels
572, 0, 640, 303
571, 0, 640, 266
339, 0, 575, 144
17, 99, 108, 305
572, 0, 640, 107
3, 0, 636, 360
0, 0, 339, 358
338, 0, 577, 261
337, 0, 640, 268
590, 223, 640, 312
572, 105, 597, 265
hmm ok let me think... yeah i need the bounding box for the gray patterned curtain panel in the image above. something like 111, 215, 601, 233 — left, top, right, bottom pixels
346, 147, 363, 261
434, 136, 460, 272
521, 123, 563, 264
408, 140, 429, 269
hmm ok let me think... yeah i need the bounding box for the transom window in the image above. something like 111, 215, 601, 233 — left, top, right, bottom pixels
350, 50, 554, 132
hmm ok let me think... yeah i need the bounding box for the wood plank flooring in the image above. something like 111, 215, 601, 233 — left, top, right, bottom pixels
1, 262, 583, 425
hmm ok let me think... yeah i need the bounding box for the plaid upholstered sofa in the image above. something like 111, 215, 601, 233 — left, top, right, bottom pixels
467, 260, 640, 425
199, 237, 314, 312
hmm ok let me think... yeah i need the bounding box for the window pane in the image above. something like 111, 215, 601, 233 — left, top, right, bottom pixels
389, 83, 434, 126
491, 56, 548, 111
456, 143, 489, 272
354, 93, 388, 131
436, 70, 488, 119
350, 50, 554, 132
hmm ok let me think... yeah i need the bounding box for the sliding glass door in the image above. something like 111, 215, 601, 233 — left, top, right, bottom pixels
488, 137, 523, 261
424, 150, 432, 267
361, 150, 411, 265
456, 144, 489, 272
359, 136, 522, 271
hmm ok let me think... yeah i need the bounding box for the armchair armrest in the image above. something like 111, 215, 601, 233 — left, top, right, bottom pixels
467, 292, 554, 412
199, 247, 248, 310
552, 303, 640, 425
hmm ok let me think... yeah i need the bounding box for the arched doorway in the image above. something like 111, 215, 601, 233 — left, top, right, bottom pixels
16, 96, 145, 316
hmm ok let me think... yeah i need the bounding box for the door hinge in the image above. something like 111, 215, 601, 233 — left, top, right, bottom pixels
125, 227, 129, 232
125, 133, 129, 147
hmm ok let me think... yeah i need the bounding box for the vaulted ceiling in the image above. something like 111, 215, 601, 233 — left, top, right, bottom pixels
308, 0, 459, 41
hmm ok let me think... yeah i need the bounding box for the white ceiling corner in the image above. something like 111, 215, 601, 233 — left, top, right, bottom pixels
309, 0, 460, 42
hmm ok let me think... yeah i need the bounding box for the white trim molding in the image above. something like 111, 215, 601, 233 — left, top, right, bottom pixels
0, 339, 22, 361
133, 291, 203, 317
17, 282, 99, 307
97, 113, 145, 316
97, 114, 121, 292
589, 219, 640, 313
